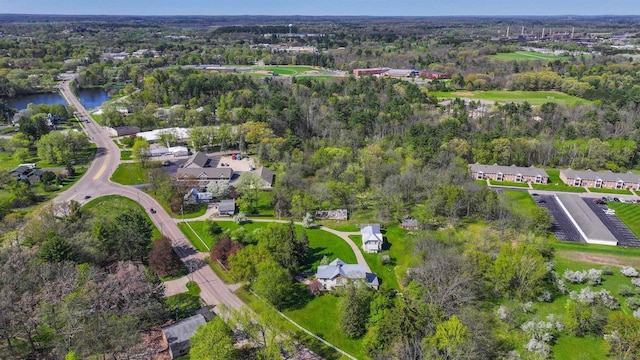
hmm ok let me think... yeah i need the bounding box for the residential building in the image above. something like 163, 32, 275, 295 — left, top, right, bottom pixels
469, 163, 549, 184
559, 169, 640, 190
184, 188, 214, 204
177, 168, 233, 182
316, 258, 379, 290
252, 166, 275, 188
361, 224, 384, 253
27, 169, 44, 183
183, 152, 211, 168
161, 314, 207, 359
218, 199, 236, 216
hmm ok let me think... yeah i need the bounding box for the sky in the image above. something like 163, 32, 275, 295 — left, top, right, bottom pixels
0, 0, 638, 16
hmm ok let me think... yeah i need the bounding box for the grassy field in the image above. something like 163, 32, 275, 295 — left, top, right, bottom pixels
179, 220, 358, 271
253, 65, 317, 76
530, 170, 588, 192
120, 150, 132, 160
110, 163, 148, 185
284, 294, 367, 359
83, 195, 161, 239
431, 90, 591, 106
588, 187, 633, 195
488, 180, 530, 188
490, 51, 571, 62
607, 202, 640, 238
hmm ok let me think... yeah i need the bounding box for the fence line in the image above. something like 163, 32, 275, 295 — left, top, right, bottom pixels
184, 221, 211, 252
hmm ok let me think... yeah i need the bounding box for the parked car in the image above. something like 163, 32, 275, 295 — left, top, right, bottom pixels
537, 199, 546, 204
614, 197, 620, 202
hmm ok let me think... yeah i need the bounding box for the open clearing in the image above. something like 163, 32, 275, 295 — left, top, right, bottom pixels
252, 65, 317, 76
431, 90, 591, 106
490, 51, 571, 61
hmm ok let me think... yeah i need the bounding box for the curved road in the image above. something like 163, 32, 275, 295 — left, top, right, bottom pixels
54, 75, 243, 310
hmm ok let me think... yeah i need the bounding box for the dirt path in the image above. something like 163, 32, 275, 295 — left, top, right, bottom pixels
558, 250, 640, 267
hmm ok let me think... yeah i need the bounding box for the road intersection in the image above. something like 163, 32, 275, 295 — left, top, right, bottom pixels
54, 75, 244, 310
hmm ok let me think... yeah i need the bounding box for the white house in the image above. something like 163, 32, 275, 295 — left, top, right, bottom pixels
360, 224, 383, 253
316, 258, 379, 290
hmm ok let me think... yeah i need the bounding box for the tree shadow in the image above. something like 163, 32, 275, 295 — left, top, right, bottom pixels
283, 283, 314, 310
304, 247, 327, 270
174, 244, 198, 257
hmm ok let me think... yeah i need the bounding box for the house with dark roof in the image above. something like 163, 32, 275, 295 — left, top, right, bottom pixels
161, 314, 207, 359
218, 199, 236, 216
183, 152, 210, 168
27, 168, 44, 183
559, 169, 640, 190
108, 126, 140, 137
177, 168, 233, 183
469, 163, 549, 184
316, 258, 379, 290
361, 224, 383, 253
252, 166, 275, 188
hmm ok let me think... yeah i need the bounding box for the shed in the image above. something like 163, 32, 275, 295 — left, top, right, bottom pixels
218, 199, 236, 216
162, 314, 206, 359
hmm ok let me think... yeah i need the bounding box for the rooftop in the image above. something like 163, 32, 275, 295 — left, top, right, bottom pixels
555, 194, 617, 245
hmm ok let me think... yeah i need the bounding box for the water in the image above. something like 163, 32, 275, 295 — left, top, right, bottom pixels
6, 93, 65, 110
77, 88, 111, 109
5, 88, 111, 110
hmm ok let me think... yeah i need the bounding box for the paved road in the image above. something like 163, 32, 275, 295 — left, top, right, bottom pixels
53, 75, 243, 310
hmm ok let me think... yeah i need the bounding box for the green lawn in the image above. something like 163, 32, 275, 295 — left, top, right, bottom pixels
179, 220, 358, 271
431, 90, 591, 106
83, 195, 161, 239
165, 281, 202, 321
354, 225, 416, 290
488, 180, 530, 188
588, 187, 632, 195
490, 51, 571, 62
284, 294, 367, 360
503, 190, 538, 215
120, 150, 132, 160
254, 65, 317, 76
110, 163, 148, 185
608, 202, 640, 238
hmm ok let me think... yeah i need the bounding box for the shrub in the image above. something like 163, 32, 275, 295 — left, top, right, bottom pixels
563, 269, 602, 285
521, 316, 563, 359
632, 278, 640, 288
380, 254, 391, 265
537, 290, 553, 303
307, 279, 323, 295
619, 285, 636, 297
627, 297, 640, 310
621, 266, 639, 277
597, 290, 620, 310
210, 236, 242, 268
634, 308, 640, 319
601, 266, 613, 276
233, 213, 248, 224
570, 287, 597, 304
555, 279, 569, 295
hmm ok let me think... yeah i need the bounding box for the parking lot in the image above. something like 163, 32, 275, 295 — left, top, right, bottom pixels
583, 198, 640, 247
534, 195, 583, 242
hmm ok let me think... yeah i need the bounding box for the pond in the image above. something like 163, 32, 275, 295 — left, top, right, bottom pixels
6, 88, 111, 110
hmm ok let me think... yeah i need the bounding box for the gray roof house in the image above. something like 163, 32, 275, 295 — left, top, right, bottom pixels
316, 258, 379, 290
469, 163, 549, 184
218, 199, 236, 216
560, 169, 640, 190
253, 166, 275, 187
162, 314, 207, 359
183, 152, 210, 168
361, 224, 383, 253
177, 168, 233, 182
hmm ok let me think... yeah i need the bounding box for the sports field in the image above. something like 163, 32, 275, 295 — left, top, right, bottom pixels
490, 51, 570, 61
432, 90, 591, 106
252, 65, 318, 76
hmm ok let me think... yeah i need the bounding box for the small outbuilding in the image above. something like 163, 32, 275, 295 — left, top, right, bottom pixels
218, 199, 236, 216
161, 314, 206, 359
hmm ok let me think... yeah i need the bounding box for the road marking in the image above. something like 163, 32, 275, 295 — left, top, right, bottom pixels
93, 164, 107, 180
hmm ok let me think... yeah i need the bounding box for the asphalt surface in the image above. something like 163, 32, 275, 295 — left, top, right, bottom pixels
54, 75, 244, 310
582, 198, 640, 247
534, 194, 583, 242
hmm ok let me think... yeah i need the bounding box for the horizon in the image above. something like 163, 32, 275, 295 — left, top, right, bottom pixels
1, 0, 638, 17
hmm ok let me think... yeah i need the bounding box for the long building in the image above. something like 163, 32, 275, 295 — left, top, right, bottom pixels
554, 194, 617, 246
469, 163, 549, 184
560, 169, 640, 190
